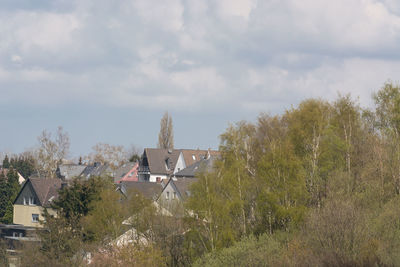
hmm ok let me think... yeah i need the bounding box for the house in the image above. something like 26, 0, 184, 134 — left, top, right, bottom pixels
56, 164, 87, 180
138, 148, 218, 182
173, 154, 216, 179
180, 149, 219, 168
13, 178, 62, 227
117, 181, 163, 201
80, 162, 113, 180
113, 162, 139, 184
158, 178, 198, 215
138, 148, 184, 182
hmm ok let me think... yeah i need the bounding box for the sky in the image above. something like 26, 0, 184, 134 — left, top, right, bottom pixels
1, 0, 400, 158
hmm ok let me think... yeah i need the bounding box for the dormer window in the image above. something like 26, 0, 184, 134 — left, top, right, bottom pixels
165, 159, 170, 170
29, 197, 35, 205
23, 197, 27, 205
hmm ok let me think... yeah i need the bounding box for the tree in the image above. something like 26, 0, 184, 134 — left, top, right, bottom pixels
37, 126, 70, 178
157, 112, 174, 150
2, 155, 10, 168
87, 143, 127, 169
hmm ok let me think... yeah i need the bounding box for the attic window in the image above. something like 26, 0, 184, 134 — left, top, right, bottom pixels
166, 191, 170, 200
29, 197, 35, 205
192, 155, 196, 160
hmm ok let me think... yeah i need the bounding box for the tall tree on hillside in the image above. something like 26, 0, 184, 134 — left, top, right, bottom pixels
158, 112, 174, 150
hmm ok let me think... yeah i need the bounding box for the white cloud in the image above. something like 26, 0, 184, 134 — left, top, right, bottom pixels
0, 0, 400, 114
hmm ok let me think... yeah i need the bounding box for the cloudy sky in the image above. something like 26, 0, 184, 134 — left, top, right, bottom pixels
1, 0, 400, 158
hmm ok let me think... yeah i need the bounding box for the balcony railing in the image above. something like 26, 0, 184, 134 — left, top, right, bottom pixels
138, 166, 150, 173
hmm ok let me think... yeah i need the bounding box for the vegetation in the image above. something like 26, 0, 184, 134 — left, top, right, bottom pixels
14, 82, 400, 266
158, 111, 174, 150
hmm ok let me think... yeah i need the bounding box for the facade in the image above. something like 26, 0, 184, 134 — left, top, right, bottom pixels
13, 178, 61, 228
158, 178, 197, 215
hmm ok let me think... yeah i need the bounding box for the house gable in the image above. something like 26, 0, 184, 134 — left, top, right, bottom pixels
13, 180, 40, 206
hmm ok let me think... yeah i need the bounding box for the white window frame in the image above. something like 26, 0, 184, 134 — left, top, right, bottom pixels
23, 197, 27, 205
29, 197, 35, 205
32, 214, 39, 223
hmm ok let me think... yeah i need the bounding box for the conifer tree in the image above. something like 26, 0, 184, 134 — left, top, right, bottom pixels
2, 155, 9, 168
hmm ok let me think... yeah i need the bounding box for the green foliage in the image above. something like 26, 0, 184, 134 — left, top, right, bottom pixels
0, 168, 20, 224
194, 233, 285, 267
52, 176, 110, 222
0, 239, 8, 267
2, 155, 10, 168
9, 155, 36, 179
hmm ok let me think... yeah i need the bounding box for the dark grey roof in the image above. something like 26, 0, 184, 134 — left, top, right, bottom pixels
144, 148, 181, 175
28, 178, 62, 207
174, 155, 216, 178
119, 181, 163, 200
80, 163, 112, 179
57, 164, 86, 180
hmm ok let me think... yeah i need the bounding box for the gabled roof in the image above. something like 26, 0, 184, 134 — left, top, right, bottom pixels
57, 164, 86, 180
174, 155, 216, 178
161, 178, 198, 201
119, 181, 163, 200
143, 148, 181, 175
181, 149, 219, 167
113, 162, 138, 183
173, 178, 198, 200
14, 178, 62, 207
80, 163, 112, 179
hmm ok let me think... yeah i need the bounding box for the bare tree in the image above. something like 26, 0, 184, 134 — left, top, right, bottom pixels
157, 112, 174, 150
87, 143, 128, 169
37, 126, 70, 178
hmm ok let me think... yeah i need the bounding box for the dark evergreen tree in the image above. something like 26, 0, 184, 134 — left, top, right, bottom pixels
9, 155, 35, 179
2, 155, 9, 169
0, 172, 9, 223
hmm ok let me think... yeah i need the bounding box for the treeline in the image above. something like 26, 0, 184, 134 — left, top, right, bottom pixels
18, 83, 400, 266
189, 83, 400, 265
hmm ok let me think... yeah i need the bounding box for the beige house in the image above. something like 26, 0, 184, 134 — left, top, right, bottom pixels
13, 178, 61, 227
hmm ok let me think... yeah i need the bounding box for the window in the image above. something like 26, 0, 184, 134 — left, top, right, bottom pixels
173, 192, 176, 200
23, 197, 27, 205
13, 232, 17, 237
29, 197, 35, 205
19, 233, 23, 238
166, 192, 169, 200
32, 214, 39, 223
156, 177, 161, 183
192, 155, 196, 160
